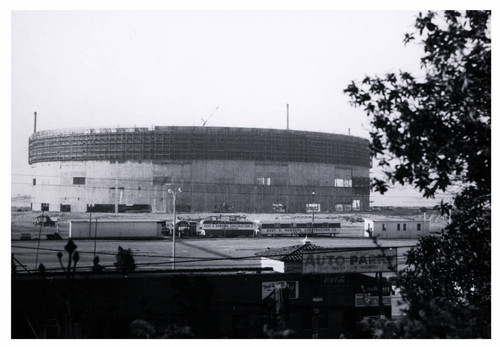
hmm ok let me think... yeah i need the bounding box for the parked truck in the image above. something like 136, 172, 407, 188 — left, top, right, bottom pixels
33, 215, 57, 227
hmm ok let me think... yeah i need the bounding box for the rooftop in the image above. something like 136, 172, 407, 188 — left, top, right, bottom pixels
255, 240, 323, 262
363, 217, 428, 222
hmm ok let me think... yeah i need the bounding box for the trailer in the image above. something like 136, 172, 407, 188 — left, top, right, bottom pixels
68, 219, 166, 239
259, 220, 341, 237
199, 215, 255, 237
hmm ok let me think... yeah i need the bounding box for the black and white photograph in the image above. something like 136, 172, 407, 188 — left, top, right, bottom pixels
8, 1, 492, 339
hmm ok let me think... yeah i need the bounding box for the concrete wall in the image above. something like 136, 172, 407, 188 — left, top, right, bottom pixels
31, 160, 370, 213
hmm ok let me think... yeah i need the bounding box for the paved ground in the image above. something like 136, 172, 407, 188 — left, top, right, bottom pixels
11, 236, 418, 274
11, 210, 432, 274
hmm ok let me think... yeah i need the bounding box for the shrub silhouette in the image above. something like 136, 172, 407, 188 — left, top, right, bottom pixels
114, 246, 136, 274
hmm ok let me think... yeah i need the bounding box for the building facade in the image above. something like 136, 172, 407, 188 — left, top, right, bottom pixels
12, 270, 391, 338
363, 218, 431, 239
29, 126, 371, 213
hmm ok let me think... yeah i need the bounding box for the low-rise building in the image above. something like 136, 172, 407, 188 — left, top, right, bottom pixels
256, 240, 322, 273
363, 218, 430, 239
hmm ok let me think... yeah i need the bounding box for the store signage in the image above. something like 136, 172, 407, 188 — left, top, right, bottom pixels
262, 281, 299, 300
355, 293, 391, 307
306, 203, 321, 213
302, 248, 397, 274
360, 284, 392, 296
321, 275, 348, 287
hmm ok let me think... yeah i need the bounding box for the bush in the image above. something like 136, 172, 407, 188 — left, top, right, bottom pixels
114, 246, 136, 274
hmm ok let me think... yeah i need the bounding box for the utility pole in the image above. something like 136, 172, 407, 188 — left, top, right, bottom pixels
311, 191, 315, 235
93, 217, 98, 259
377, 271, 385, 319
114, 178, 118, 213
34, 210, 44, 270
88, 212, 92, 238
168, 187, 182, 270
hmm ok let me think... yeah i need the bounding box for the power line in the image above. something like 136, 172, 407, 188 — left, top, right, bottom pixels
12, 172, 457, 198
12, 179, 455, 200
12, 243, 411, 267
11, 251, 411, 273
12, 172, 371, 189
11, 182, 373, 199
12, 244, 243, 262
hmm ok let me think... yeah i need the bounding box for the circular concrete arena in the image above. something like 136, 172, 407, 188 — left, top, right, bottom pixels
29, 126, 371, 213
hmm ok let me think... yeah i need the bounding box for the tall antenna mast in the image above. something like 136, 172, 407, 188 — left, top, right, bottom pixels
286, 104, 289, 130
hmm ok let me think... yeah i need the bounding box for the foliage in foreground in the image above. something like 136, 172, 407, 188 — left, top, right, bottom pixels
345, 11, 490, 338
114, 246, 136, 273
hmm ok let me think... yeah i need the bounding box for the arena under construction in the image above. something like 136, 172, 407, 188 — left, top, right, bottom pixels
29, 126, 370, 213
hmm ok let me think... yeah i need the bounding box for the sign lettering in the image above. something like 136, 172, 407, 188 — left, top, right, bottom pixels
302, 248, 397, 274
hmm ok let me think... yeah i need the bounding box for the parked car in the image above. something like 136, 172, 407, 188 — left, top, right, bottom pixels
33, 215, 57, 227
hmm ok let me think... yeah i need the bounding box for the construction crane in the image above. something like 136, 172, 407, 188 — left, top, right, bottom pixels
201, 106, 219, 126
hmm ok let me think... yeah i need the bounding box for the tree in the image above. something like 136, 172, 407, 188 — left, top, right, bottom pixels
114, 246, 136, 274
344, 11, 490, 338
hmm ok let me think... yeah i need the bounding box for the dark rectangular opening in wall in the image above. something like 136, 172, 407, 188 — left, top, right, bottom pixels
118, 204, 152, 213
33, 178, 36, 186
87, 204, 115, 213
176, 204, 191, 213
60, 204, 71, 212
41, 203, 49, 211
73, 177, 86, 185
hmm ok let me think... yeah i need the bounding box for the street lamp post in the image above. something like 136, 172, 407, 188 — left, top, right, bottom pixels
168, 187, 182, 270
311, 191, 315, 235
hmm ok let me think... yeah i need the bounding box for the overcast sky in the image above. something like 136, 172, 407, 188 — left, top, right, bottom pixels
11, 10, 453, 205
